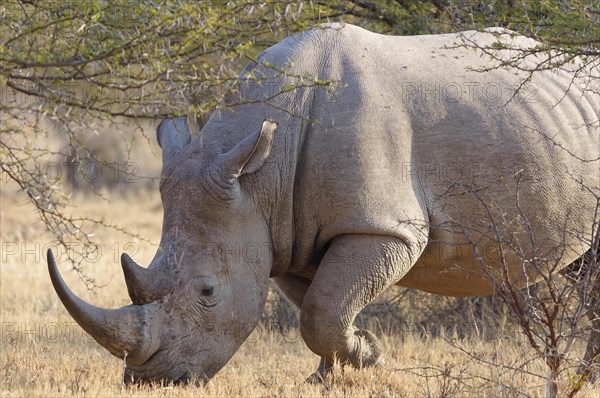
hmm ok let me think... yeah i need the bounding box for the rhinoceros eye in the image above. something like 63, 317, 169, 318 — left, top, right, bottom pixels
193, 278, 218, 306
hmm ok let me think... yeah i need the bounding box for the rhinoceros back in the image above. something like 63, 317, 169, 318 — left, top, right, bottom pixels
268, 24, 599, 295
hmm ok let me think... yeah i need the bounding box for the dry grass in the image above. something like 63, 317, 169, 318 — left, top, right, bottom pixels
2, 186, 600, 397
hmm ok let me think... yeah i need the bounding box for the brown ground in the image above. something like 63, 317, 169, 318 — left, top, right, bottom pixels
2, 184, 599, 397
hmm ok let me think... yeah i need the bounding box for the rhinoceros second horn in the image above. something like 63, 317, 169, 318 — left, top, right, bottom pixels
120, 253, 173, 305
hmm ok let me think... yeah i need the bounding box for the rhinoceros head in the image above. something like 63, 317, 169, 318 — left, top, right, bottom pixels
48, 116, 278, 384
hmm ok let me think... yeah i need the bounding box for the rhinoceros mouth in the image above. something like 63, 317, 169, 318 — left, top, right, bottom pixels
123, 362, 196, 386
174, 372, 192, 385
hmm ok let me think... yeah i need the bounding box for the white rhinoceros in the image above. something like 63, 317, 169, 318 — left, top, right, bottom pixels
48, 23, 599, 384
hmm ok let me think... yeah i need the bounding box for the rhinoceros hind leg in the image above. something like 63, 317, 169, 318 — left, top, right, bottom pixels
568, 247, 600, 382
580, 287, 600, 381
300, 234, 424, 375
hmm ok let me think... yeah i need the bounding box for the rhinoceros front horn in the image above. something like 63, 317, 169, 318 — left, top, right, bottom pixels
47, 249, 157, 365
121, 253, 173, 305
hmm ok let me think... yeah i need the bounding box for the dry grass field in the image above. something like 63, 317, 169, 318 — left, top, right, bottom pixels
2, 183, 600, 397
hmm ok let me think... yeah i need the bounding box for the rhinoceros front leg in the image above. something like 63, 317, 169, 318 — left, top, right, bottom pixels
300, 234, 423, 379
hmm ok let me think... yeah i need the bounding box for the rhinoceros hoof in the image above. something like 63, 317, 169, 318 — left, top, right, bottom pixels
353, 328, 385, 368
305, 370, 326, 384
305, 357, 331, 384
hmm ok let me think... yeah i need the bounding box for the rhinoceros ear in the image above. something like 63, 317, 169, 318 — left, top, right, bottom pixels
157, 117, 192, 162
220, 120, 277, 177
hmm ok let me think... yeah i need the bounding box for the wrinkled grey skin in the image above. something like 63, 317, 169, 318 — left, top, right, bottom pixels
48, 24, 599, 384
